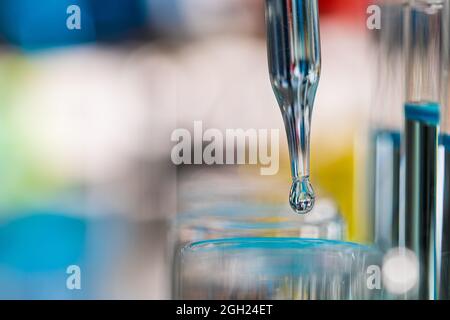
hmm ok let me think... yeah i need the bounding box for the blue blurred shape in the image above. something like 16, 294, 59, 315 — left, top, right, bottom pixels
0, 207, 129, 299
0, 213, 87, 272
0, 0, 151, 50
147, 0, 182, 34
90, 0, 148, 41
0, 0, 96, 50
0, 211, 88, 299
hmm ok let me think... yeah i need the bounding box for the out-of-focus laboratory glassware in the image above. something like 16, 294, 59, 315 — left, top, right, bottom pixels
439, 106, 450, 300
175, 168, 345, 243
438, 0, 450, 300
403, 0, 449, 300
369, 1, 404, 252
177, 168, 285, 213
265, 0, 321, 214
0, 207, 129, 299
175, 238, 383, 300
174, 201, 345, 247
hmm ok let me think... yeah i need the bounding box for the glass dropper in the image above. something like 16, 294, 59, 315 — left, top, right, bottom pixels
265, 0, 321, 214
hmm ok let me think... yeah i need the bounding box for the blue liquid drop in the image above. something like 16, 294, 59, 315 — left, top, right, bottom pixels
289, 178, 315, 214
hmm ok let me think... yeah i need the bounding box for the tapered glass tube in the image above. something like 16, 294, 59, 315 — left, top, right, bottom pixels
265, 0, 321, 214
403, 0, 448, 300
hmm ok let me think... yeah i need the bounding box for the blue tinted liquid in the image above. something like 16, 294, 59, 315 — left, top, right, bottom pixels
404, 101, 440, 299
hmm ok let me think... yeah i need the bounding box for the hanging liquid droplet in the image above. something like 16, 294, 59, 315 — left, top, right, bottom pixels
289, 177, 315, 214
265, 0, 321, 214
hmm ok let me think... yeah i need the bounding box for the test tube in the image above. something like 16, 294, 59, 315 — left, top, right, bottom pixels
438, 1, 450, 300
439, 107, 450, 300
403, 0, 448, 300
369, 1, 404, 252
439, 119, 450, 300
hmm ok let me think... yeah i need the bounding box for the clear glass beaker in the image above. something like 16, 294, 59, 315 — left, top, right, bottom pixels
175, 167, 345, 244
177, 167, 288, 212
171, 200, 346, 298
175, 237, 383, 300
174, 200, 345, 245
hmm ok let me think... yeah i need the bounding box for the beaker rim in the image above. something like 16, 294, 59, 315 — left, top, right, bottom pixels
183, 237, 372, 253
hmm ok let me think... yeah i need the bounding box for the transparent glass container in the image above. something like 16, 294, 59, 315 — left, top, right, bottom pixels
438, 0, 450, 301
368, 1, 404, 251
175, 238, 383, 300
403, 0, 449, 300
174, 200, 345, 245
175, 168, 345, 243
172, 168, 348, 298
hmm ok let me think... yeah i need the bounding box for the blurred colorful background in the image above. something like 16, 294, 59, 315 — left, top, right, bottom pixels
0, 0, 374, 299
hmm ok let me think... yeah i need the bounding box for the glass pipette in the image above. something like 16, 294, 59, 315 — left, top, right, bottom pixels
265, 0, 321, 214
